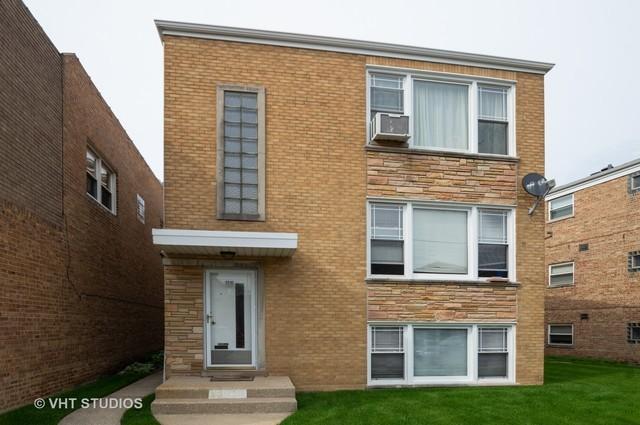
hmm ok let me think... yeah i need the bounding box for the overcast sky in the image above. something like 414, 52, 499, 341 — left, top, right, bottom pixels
24, 0, 640, 184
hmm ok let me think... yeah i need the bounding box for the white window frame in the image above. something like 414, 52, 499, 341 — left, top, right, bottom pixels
86, 147, 117, 215
367, 323, 515, 386
367, 200, 516, 282
547, 194, 574, 222
366, 67, 516, 157
548, 262, 575, 287
548, 324, 574, 346
631, 174, 640, 191
136, 194, 145, 223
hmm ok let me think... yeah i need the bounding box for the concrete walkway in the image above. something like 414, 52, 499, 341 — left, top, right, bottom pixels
59, 371, 162, 425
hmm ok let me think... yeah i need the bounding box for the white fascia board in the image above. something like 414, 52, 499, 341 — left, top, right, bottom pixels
152, 228, 298, 250
154, 20, 554, 75
547, 163, 640, 201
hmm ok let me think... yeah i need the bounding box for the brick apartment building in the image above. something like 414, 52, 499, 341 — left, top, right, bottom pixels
545, 160, 640, 363
150, 20, 552, 415
0, 0, 163, 411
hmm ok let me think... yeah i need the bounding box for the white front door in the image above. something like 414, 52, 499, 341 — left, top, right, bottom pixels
205, 269, 257, 367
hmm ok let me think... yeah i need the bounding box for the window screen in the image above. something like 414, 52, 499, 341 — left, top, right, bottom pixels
370, 74, 404, 119
478, 86, 508, 155
223, 92, 259, 217
478, 209, 508, 278
370, 204, 404, 275
371, 327, 405, 379
478, 328, 508, 378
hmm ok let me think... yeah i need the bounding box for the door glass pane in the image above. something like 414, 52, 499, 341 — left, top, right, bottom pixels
210, 273, 253, 365
413, 209, 468, 274
413, 80, 468, 150
413, 328, 468, 377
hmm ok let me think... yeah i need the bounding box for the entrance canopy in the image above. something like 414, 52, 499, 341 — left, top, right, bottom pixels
153, 229, 298, 257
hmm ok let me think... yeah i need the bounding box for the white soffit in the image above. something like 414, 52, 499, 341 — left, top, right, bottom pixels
153, 229, 298, 257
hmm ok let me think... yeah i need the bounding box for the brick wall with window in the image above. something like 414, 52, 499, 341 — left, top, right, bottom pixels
0, 2, 164, 410
546, 175, 640, 363
163, 32, 546, 388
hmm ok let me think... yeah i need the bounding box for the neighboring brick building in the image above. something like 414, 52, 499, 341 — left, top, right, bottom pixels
545, 160, 640, 363
153, 20, 552, 396
0, 0, 163, 411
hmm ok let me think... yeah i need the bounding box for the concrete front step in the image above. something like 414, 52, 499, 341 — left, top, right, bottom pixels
156, 386, 295, 399
155, 376, 295, 400
151, 397, 297, 415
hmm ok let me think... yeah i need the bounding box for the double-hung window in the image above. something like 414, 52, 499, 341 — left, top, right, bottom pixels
548, 324, 573, 346
86, 148, 116, 213
369, 73, 404, 119
478, 209, 509, 278
369, 202, 514, 281
370, 204, 404, 275
217, 86, 265, 221
478, 327, 509, 378
370, 327, 405, 380
367, 70, 514, 156
548, 194, 574, 221
136, 194, 145, 223
549, 262, 574, 286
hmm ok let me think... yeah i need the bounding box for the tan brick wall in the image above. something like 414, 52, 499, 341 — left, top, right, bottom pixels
162, 36, 546, 388
546, 176, 640, 363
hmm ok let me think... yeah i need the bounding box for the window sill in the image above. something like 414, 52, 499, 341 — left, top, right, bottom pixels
365, 144, 519, 163
548, 284, 574, 289
547, 344, 574, 349
217, 213, 265, 222
366, 277, 519, 287
546, 214, 574, 224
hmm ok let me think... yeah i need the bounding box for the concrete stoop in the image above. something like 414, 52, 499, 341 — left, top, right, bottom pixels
152, 375, 296, 424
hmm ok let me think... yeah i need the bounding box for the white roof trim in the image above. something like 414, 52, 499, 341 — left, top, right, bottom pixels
547, 161, 640, 200
153, 229, 298, 257
154, 20, 554, 75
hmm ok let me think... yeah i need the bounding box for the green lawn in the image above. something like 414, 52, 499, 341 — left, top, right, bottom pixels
0, 372, 149, 425
121, 394, 159, 425
282, 357, 640, 425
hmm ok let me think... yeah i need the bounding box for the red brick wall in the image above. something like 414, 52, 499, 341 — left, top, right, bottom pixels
0, 0, 62, 224
546, 176, 640, 363
0, 2, 164, 411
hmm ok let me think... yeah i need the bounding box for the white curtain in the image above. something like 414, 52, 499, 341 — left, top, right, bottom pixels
413, 81, 468, 149
414, 328, 468, 377
413, 209, 468, 274
479, 86, 507, 120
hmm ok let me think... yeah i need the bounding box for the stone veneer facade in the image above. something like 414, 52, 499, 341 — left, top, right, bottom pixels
160, 29, 548, 389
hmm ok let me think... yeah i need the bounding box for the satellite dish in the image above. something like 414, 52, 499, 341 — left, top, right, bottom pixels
522, 173, 556, 215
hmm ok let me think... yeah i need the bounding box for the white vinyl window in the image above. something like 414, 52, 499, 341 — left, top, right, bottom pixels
549, 262, 574, 287
548, 194, 574, 221
367, 69, 515, 156
136, 194, 145, 223
478, 328, 509, 378
370, 73, 404, 119
370, 204, 404, 275
86, 147, 116, 214
370, 327, 405, 380
369, 324, 514, 385
368, 202, 514, 281
548, 324, 573, 346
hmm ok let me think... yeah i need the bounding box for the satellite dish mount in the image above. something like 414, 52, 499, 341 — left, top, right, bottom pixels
522, 173, 556, 216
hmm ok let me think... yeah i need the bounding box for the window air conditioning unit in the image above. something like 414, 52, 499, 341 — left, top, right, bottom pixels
370, 112, 410, 142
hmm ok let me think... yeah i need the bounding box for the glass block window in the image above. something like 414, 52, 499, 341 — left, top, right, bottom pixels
218, 87, 264, 220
